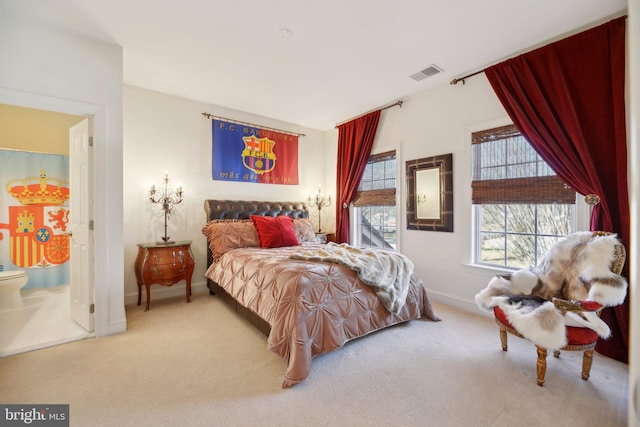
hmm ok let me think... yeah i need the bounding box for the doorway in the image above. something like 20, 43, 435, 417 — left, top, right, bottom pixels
0, 104, 94, 356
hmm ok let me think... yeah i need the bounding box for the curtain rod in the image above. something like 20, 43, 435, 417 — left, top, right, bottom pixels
335, 100, 403, 128
449, 69, 485, 85
449, 15, 627, 86
201, 112, 306, 137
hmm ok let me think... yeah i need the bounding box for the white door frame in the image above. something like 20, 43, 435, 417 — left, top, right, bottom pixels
0, 87, 108, 336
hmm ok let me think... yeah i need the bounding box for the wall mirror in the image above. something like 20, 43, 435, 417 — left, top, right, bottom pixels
406, 153, 453, 232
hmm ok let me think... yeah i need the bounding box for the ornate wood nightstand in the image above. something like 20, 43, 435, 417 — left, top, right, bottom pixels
134, 240, 195, 311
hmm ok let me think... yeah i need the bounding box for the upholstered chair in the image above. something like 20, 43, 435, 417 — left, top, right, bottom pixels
479, 231, 627, 386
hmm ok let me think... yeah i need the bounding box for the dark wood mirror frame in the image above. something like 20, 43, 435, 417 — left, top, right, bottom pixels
406, 153, 453, 232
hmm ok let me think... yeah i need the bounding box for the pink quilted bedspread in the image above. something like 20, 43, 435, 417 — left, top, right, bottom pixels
204, 243, 440, 387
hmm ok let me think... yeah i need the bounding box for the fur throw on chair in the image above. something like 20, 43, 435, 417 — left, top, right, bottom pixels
475, 231, 628, 350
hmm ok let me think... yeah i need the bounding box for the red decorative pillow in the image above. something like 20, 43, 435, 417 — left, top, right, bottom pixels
250, 215, 299, 248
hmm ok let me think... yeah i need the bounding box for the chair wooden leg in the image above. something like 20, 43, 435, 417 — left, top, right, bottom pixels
536, 346, 547, 386
581, 349, 594, 380
499, 328, 508, 351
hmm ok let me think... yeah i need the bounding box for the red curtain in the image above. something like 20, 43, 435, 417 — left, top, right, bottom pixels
485, 16, 629, 362
335, 110, 381, 243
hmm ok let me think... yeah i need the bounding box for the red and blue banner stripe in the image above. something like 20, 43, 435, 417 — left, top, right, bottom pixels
211, 119, 299, 185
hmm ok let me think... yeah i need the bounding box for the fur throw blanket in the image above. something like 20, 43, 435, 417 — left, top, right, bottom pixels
475, 231, 627, 350
290, 242, 414, 314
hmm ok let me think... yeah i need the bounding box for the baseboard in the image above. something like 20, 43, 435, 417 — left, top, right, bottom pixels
426, 289, 491, 318
124, 280, 209, 306
107, 319, 127, 335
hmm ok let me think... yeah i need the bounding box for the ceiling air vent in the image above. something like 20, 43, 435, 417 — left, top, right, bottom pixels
410, 64, 444, 82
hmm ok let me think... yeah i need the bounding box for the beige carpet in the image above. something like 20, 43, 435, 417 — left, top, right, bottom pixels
0, 291, 628, 426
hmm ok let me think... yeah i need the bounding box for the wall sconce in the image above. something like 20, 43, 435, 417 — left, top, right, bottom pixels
307, 186, 331, 233
149, 171, 183, 244
417, 192, 427, 204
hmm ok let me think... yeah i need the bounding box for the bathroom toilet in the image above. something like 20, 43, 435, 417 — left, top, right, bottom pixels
0, 270, 28, 310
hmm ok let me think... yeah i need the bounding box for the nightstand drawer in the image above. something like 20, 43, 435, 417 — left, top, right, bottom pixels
149, 263, 188, 280
149, 248, 189, 266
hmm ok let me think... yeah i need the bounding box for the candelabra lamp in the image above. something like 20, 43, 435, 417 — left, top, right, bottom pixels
149, 172, 183, 244
307, 187, 332, 233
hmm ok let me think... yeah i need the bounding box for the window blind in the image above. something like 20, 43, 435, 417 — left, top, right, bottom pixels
471, 125, 575, 204
353, 150, 396, 207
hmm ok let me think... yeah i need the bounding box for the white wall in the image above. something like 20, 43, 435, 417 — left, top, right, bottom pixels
123, 86, 327, 303
0, 7, 125, 335
363, 76, 510, 312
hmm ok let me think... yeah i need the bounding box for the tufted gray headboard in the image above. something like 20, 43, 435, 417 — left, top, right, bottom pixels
204, 200, 309, 222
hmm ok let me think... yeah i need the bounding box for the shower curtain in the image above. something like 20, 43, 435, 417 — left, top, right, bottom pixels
0, 149, 70, 289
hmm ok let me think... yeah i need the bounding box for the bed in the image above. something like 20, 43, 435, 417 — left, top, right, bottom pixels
203, 199, 440, 387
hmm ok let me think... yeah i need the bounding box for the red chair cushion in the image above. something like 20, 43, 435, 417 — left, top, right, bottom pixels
580, 300, 602, 311
493, 306, 512, 327
493, 306, 599, 346
565, 326, 599, 345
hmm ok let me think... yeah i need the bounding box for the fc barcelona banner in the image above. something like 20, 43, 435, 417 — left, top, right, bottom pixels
211, 119, 299, 185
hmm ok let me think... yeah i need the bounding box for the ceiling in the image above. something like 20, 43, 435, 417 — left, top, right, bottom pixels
4, 0, 627, 130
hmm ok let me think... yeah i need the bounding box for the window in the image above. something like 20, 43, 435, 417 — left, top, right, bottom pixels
353, 150, 397, 249
472, 125, 577, 268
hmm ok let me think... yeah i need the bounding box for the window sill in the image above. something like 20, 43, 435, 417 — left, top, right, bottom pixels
462, 263, 516, 278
